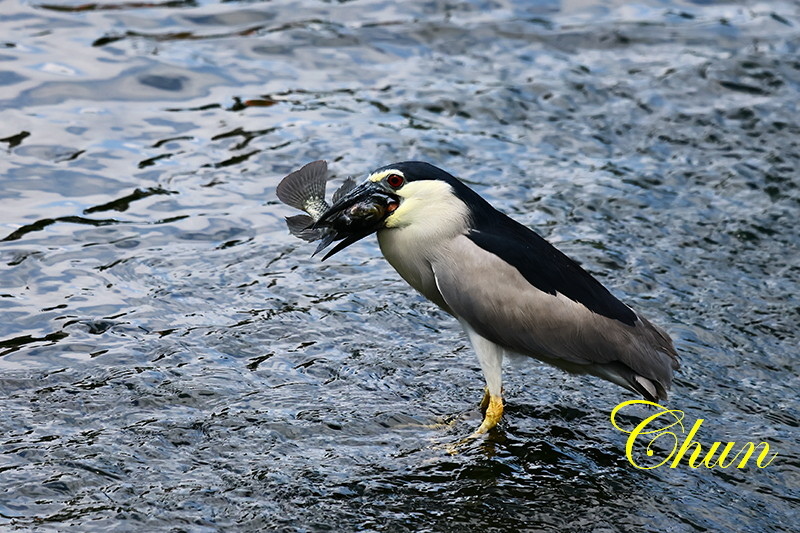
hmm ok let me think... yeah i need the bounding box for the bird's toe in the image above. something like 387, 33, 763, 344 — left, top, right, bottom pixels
474, 394, 504, 435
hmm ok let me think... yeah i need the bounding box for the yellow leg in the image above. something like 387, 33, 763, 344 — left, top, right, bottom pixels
474, 393, 503, 434
443, 392, 505, 453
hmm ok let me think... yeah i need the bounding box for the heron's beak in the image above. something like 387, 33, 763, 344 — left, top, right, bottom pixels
313, 181, 398, 260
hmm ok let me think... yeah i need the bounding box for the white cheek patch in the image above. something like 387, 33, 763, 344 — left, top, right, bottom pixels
384, 180, 468, 232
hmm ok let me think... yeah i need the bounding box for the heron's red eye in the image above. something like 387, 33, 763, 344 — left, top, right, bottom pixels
386, 174, 404, 188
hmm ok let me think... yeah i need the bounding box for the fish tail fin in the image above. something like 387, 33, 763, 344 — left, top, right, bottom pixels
276, 160, 328, 211
286, 214, 321, 241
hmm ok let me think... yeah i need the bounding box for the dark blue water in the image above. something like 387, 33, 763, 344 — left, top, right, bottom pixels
1, 0, 798, 531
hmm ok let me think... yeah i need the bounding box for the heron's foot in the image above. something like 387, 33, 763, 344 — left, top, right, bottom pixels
382, 412, 459, 431
424, 416, 460, 430
473, 394, 503, 435
440, 395, 505, 454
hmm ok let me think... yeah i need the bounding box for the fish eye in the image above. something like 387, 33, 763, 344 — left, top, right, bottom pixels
386, 174, 404, 188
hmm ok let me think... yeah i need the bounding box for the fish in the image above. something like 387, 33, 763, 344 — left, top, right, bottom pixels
276, 160, 351, 245
276, 160, 397, 258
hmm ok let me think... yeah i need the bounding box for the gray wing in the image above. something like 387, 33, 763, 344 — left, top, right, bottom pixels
431, 235, 678, 399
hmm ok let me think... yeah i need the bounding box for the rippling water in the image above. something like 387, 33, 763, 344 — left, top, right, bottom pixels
1, 0, 798, 531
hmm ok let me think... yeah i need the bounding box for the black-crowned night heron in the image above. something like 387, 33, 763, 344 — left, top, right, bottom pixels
304, 161, 679, 434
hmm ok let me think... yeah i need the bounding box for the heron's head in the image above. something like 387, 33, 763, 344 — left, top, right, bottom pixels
315, 161, 478, 259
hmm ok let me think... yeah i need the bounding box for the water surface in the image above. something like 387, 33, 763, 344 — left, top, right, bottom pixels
1, 0, 798, 531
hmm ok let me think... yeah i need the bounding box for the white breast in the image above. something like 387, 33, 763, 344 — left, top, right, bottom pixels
376, 180, 470, 313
